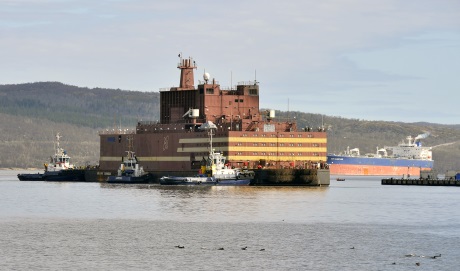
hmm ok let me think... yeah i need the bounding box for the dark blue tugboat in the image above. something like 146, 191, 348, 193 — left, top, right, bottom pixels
106, 136, 153, 184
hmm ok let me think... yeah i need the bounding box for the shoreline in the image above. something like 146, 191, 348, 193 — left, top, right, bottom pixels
0, 168, 42, 171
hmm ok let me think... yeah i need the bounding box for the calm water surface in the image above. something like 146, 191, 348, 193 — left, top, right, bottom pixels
1, 170, 459, 270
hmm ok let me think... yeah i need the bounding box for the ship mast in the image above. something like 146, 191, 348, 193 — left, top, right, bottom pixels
209, 128, 214, 156
199, 121, 217, 156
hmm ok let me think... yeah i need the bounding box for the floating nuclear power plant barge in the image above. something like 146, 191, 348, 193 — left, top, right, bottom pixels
97, 56, 330, 186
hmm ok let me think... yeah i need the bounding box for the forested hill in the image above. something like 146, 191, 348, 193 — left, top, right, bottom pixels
1, 81, 460, 173
0, 82, 160, 128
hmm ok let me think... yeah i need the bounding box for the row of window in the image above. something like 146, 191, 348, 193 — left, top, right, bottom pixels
234, 152, 321, 156
182, 132, 316, 138
200, 86, 258, 95
241, 133, 315, 138
233, 142, 322, 147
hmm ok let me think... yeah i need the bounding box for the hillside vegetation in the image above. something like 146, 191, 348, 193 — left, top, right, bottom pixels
2, 82, 460, 173
0, 82, 160, 128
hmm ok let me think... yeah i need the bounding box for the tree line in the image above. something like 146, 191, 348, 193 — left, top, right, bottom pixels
1, 82, 460, 172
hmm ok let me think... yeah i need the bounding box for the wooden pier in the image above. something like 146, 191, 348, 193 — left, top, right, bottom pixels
382, 178, 460, 186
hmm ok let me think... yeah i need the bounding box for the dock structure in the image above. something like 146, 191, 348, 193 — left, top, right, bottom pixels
382, 169, 460, 186
381, 178, 460, 186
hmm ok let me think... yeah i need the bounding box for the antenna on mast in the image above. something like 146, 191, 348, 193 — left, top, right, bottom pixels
287, 98, 290, 122
321, 114, 324, 131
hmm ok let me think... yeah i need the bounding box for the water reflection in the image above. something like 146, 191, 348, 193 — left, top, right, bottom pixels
99, 182, 329, 192
99, 183, 330, 199
95, 183, 331, 223
2, 172, 459, 227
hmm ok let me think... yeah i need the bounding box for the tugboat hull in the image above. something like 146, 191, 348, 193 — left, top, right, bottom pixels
17, 173, 45, 181
44, 169, 86, 182
107, 173, 153, 184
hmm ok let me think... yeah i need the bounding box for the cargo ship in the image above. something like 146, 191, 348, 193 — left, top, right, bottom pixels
97, 55, 330, 185
327, 134, 434, 176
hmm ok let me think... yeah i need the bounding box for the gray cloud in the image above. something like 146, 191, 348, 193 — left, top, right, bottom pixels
1, 0, 459, 123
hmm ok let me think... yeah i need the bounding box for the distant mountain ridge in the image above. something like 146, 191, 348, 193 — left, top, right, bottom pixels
0, 81, 160, 128
2, 82, 460, 173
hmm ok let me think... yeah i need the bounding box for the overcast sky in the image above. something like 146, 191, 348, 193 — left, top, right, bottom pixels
1, 0, 459, 124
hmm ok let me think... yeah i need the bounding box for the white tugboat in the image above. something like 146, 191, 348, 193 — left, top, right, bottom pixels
160, 121, 254, 185
46, 133, 75, 172
107, 136, 152, 184
18, 133, 84, 181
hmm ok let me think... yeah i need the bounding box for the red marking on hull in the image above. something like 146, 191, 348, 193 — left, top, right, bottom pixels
329, 164, 431, 176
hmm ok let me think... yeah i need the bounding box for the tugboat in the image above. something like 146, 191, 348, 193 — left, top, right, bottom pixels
160, 121, 254, 185
107, 136, 152, 184
159, 150, 254, 185
18, 133, 85, 181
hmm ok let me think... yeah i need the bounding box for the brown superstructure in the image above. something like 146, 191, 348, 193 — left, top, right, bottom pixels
98, 56, 329, 185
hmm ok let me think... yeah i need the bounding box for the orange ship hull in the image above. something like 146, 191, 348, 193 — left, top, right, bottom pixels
329, 164, 431, 176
